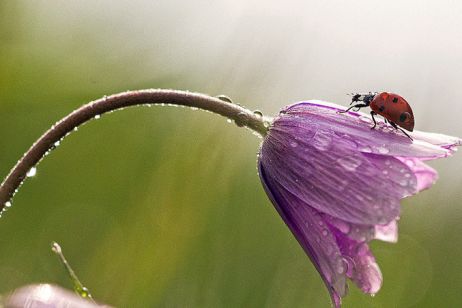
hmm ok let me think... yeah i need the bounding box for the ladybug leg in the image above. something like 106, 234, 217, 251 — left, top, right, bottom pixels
339, 103, 368, 113
370, 111, 377, 129
389, 121, 413, 140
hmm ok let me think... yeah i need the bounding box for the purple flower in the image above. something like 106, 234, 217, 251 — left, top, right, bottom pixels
258, 100, 461, 307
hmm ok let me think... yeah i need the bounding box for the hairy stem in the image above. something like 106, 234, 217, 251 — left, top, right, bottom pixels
0, 89, 270, 212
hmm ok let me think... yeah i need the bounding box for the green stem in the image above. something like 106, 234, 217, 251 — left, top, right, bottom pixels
0, 89, 271, 214
51, 242, 94, 301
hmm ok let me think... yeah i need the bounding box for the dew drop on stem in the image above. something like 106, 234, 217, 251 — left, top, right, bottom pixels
26, 167, 37, 178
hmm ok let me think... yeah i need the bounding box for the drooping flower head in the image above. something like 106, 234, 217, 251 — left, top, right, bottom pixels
258, 100, 461, 307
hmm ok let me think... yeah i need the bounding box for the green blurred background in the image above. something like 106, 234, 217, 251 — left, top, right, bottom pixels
1, 1, 462, 307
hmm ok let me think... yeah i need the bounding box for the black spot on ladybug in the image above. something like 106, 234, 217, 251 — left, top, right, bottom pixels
392, 97, 399, 103
399, 112, 407, 122
379, 105, 385, 112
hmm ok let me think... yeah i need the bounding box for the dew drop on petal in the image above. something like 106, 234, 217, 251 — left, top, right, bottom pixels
377, 145, 389, 154
337, 156, 362, 171
336, 220, 351, 233
26, 167, 37, 178
399, 178, 409, 187
359, 145, 372, 153
290, 141, 298, 148
312, 131, 332, 151
337, 258, 347, 274
325, 244, 333, 256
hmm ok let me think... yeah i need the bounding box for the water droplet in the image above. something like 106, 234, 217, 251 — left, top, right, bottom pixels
377, 146, 389, 154
190, 107, 199, 111
235, 112, 248, 127
337, 260, 347, 274
382, 170, 388, 175
54, 140, 61, 147
73, 127, 79, 132
226, 119, 232, 124
404, 173, 411, 178
382, 126, 393, 132
26, 167, 37, 178
325, 245, 333, 255
313, 131, 332, 151
384, 159, 391, 166
252, 131, 263, 139
80, 287, 91, 298
5, 201, 12, 208
335, 219, 351, 233
94, 115, 101, 120
358, 145, 372, 153
253, 110, 263, 118
290, 141, 298, 148
322, 229, 328, 236
337, 156, 362, 171
216, 95, 233, 104
399, 178, 409, 187
370, 293, 376, 298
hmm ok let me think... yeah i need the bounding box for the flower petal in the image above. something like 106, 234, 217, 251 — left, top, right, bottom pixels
284, 101, 459, 160
411, 130, 462, 155
333, 230, 383, 294
324, 215, 398, 243
374, 220, 398, 243
259, 162, 347, 307
261, 118, 417, 225
397, 157, 438, 192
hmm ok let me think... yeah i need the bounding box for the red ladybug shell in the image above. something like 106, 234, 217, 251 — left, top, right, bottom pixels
370, 92, 414, 131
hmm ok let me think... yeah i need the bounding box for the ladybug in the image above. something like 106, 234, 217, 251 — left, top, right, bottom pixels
340, 92, 414, 140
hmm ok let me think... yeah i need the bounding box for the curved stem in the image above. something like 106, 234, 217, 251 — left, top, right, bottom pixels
0, 89, 271, 212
